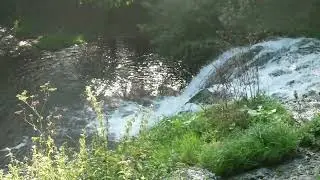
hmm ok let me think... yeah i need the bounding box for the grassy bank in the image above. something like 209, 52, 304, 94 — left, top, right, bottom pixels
35, 33, 86, 51
12, 20, 87, 51
1, 87, 320, 179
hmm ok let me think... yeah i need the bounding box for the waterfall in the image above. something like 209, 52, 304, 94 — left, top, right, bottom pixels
86, 37, 320, 139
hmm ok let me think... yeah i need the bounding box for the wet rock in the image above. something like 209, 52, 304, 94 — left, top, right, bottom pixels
253, 52, 277, 67
295, 64, 310, 71
286, 80, 303, 87
228, 168, 275, 180
0, 26, 36, 57
269, 69, 292, 77
168, 167, 219, 180
228, 149, 320, 180
188, 89, 215, 104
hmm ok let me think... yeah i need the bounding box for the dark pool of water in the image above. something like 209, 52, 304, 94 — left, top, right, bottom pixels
0, 36, 193, 156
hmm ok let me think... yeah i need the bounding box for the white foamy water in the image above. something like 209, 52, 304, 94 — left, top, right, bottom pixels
253, 38, 320, 98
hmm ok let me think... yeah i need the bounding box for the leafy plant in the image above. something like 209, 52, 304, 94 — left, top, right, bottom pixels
300, 115, 320, 148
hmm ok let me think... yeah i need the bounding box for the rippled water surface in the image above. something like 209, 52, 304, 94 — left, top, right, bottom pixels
0, 37, 190, 164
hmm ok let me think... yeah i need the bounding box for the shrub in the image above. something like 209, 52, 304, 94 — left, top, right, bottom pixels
300, 115, 320, 149
198, 95, 293, 140
199, 121, 299, 176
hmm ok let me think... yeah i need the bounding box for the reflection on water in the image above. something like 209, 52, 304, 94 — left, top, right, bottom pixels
0, 36, 188, 160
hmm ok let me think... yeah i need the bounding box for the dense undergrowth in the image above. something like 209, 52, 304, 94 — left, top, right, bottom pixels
1, 85, 320, 179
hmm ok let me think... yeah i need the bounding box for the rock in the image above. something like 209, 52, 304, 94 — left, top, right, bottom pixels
228, 149, 320, 180
269, 69, 292, 77
228, 168, 275, 180
295, 64, 310, 71
0, 26, 35, 57
18, 41, 32, 47
188, 89, 215, 104
168, 167, 219, 180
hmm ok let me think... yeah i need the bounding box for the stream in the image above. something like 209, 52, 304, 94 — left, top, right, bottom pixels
2, 35, 320, 169
0, 36, 190, 166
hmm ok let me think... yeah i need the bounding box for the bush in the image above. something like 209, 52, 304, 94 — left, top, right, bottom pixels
300, 115, 320, 149
199, 121, 299, 176
197, 95, 293, 140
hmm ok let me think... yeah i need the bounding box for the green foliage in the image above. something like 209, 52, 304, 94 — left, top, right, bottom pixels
35, 34, 86, 51
131, 96, 300, 177
176, 132, 202, 165
0, 90, 311, 179
199, 121, 299, 176
300, 115, 320, 149
140, 0, 320, 64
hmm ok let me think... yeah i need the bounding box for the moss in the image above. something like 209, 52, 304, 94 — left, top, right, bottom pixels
35, 34, 86, 51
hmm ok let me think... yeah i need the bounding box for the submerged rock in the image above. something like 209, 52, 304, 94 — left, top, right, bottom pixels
269, 69, 292, 77
188, 89, 216, 104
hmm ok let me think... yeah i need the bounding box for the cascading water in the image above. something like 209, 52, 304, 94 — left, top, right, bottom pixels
85, 47, 248, 138
87, 37, 320, 139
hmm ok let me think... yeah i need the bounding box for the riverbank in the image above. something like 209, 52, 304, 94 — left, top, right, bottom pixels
1, 93, 320, 179
2, 35, 320, 179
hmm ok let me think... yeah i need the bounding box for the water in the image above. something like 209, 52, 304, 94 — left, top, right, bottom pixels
0, 37, 188, 164
2, 36, 320, 167
90, 37, 320, 139
85, 47, 247, 138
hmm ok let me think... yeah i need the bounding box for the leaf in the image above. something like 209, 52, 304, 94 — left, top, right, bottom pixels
48, 88, 57, 92
247, 109, 260, 116
270, 109, 277, 113
14, 110, 23, 115
16, 90, 29, 102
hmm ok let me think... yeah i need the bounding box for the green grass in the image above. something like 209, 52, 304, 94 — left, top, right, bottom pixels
130, 96, 300, 177
35, 33, 86, 51
299, 115, 320, 149
200, 121, 299, 175
0, 93, 317, 179
12, 19, 86, 51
